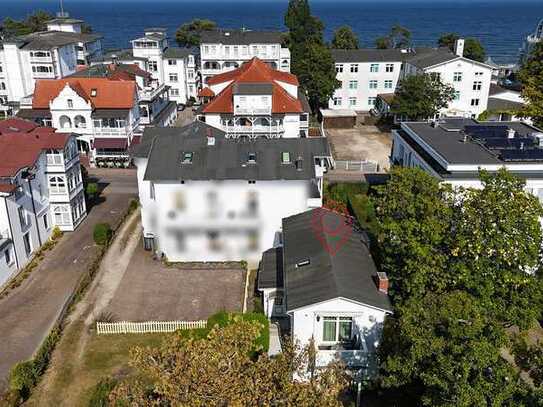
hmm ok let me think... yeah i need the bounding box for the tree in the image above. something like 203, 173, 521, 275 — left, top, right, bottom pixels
109, 318, 348, 406
519, 42, 543, 128
284, 0, 339, 112
437, 33, 486, 62
391, 74, 455, 120
331, 25, 359, 49
379, 291, 528, 407
175, 18, 216, 47
1, 11, 53, 37
375, 24, 411, 49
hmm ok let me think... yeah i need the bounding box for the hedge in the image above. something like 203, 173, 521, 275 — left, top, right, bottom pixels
93, 223, 112, 246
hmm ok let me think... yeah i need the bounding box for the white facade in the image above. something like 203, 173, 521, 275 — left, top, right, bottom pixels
136, 158, 323, 263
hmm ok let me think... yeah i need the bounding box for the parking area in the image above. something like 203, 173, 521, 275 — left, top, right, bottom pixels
103, 244, 245, 321
326, 125, 393, 171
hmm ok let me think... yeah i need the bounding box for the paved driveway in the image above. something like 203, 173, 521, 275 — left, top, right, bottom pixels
0, 168, 137, 389
104, 244, 244, 321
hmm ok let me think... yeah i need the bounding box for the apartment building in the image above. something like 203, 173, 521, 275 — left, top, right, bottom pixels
132, 121, 331, 264
17, 77, 140, 167
0, 17, 103, 116
0, 119, 86, 286
91, 28, 199, 105
329, 40, 494, 120
198, 57, 310, 138
200, 29, 290, 85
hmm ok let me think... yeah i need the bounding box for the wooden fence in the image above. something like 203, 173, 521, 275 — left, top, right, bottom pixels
96, 320, 207, 335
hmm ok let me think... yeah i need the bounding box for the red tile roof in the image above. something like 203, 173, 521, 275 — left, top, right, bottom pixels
0, 118, 38, 134
32, 78, 136, 110
207, 58, 299, 86
203, 58, 303, 114
198, 87, 215, 97
0, 184, 17, 194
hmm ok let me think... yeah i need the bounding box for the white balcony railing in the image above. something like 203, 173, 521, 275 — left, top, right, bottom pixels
225, 124, 284, 134
32, 71, 55, 79
234, 107, 272, 115
140, 84, 167, 101
30, 56, 53, 63
93, 127, 128, 137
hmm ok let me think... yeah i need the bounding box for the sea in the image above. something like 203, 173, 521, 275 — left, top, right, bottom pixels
2, 0, 543, 64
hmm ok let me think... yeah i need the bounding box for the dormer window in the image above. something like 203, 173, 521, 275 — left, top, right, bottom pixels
67, 99, 73, 108
281, 152, 291, 164
247, 153, 257, 164
181, 152, 193, 164
90, 89, 97, 97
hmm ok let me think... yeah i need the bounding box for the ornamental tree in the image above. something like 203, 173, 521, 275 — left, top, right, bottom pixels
519, 42, 543, 128
109, 318, 348, 406
1, 11, 53, 37
175, 19, 217, 47
331, 25, 359, 49
391, 74, 456, 120
375, 24, 411, 49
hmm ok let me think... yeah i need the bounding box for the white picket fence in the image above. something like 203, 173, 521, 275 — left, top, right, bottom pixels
96, 320, 207, 335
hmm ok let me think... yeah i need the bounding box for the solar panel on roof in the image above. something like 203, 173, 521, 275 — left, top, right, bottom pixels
501, 149, 543, 161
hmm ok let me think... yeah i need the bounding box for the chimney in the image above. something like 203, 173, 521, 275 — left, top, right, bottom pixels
374, 272, 389, 295
507, 128, 515, 139
454, 39, 465, 57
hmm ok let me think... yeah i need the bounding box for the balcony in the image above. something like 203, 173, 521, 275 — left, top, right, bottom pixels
225, 124, 284, 134
46, 153, 79, 172
234, 107, 272, 115
30, 55, 53, 63
140, 84, 168, 101
93, 127, 129, 137
32, 71, 55, 79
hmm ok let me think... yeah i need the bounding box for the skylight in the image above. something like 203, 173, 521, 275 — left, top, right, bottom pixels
281, 152, 290, 164
296, 259, 310, 267
248, 152, 257, 163
181, 152, 193, 164
90, 89, 97, 97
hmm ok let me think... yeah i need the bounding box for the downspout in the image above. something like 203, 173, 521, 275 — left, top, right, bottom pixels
27, 176, 43, 247
4, 195, 20, 270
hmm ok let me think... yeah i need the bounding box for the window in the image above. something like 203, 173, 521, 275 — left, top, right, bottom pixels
32, 65, 52, 73
369, 80, 378, 89
454, 91, 461, 101
385, 63, 394, 72
475, 71, 484, 76
333, 97, 342, 106
384, 80, 393, 89
23, 233, 32, 256
204, 45, 209, 54
170, 88, 179, 96
368, 97, 376, 107
473, 81, 482, 91
349, 97, 356, 107
234, 46, 239, 57
471, 98, 480, 106
350, 64, 358, 73
18, 207, 28, 228
49, 176, 66, 194
168, 59, 177, 65
67, 99, 73, 108
148, 61, 158, 72
188, 70, 194, 79
348, 80, 358, 89
43, 214, 49, 230
182, 152, 193, 164
4, 248, 11, 265
335, 64, 343, 73
281, 152, 291, 164
430, 72, 441, 81
370, 63, 379, 73
247, 152, 257, 163
0, 82, 5, 91
53, 205, 70, 225
322, 316, 353, 342
169, 73, 178, 82
453, 72, 463, 82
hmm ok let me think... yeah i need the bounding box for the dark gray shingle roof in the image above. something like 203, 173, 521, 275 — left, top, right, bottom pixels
487, 97, 524, 112
163, 47, 194, 59
232, 83, 273, 95
406, 50, 459, 69
283, 209, 392, 312
12, 31, 102, 50
134, 121, 331, 181
200, 30, 284, 45
331, 48, 407, 63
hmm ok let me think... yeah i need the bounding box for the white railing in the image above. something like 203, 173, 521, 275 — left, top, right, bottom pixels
334, 160, 379, 173
93, 127, 128, 137
234, 107, 272, 115
140, 84, 167, 100
30, 56, 53, 63
226, 124, 284, 133
96, 320, 207, 335
32, 72, 55, 79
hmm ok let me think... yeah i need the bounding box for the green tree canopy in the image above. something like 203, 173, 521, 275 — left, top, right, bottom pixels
1, 11, 53, 37
437, 33, 486, 62
109, 318, 348, 406
391, 74, 455, 120
375, 24, 411, 49
519, 42, 543, 128
331, 25, 359, 49
175, 18, 217, 47
284, 0, 339, 111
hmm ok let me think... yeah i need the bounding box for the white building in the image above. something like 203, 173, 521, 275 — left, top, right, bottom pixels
198, 57, 310, 138
391, 118, 543, 198
0, 119, 86, 286
329, 40, 494, 120
17, 77, 140, 166
486, 83, 530, 123
520, 19, 543, 64
0, 17, 102, 116
258, 209, 392, 376
92, 28, 199, 105
132, 121, 331, 264
200, 29, 290, 85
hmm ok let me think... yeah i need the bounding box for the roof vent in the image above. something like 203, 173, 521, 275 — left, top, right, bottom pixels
507, 128, 515, 139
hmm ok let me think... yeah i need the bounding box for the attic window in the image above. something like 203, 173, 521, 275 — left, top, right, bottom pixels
281, 152, 291, 164
296, 259, 310, 268
181, 152, 193, 164
90, 89, 97, 97
247, 153, 257, 164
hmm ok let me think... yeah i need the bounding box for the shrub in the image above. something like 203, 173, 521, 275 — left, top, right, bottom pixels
86, 182, 98, 199
348, 193, 380, 236
32, 328, 60, 377
9, 361, 36, 399
325, 182, 369, 204
88, 377, 118, 407
51, 226, 63, 241
207, 311, 269, 353
93, 223, 112, 246
128, 198, 139, 212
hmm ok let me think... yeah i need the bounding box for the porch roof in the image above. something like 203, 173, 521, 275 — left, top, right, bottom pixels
93, 137, 128, 150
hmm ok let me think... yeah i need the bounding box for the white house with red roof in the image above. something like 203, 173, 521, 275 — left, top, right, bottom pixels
0, 119, 86, 286
197, 58, 310, 139
17, 77, 140, 167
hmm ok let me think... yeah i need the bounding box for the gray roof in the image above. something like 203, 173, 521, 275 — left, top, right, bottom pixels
133, 121, 331, 181
11, 31, 102, 50
487, 97, 524, 112
90, 49, 147, 63
406, 49, 459, 69
233, 82, 273, 95
163, 47, 194, 59
258, 247, 283, 289
200, 29, 284, 45
331, 48, 408, 63
282, 209, 392, 312
47, 18, 84, 24
0, 238, 12, 251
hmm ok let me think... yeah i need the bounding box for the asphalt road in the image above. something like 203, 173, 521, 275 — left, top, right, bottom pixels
0, 168, 137, 390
